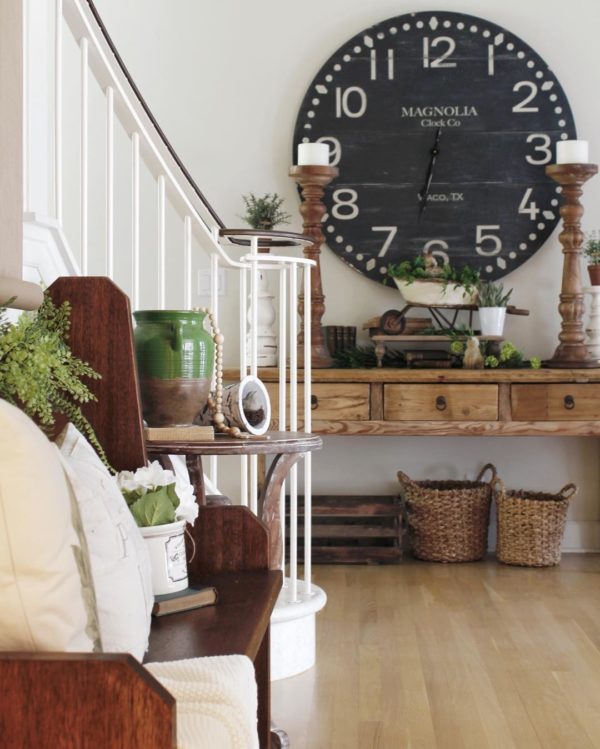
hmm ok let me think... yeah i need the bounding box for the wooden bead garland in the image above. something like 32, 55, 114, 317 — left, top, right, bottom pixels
195, 307, 246, 438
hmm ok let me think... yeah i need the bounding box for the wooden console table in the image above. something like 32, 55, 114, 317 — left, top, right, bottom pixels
249, 368, 600, 437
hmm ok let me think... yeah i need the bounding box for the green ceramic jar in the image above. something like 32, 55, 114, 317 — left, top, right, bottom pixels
133, 310, 215, 427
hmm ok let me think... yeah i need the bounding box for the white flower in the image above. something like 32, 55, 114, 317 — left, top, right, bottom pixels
134, 460, 175, 490
116, 470, 138, 492
174, 475, 198, 524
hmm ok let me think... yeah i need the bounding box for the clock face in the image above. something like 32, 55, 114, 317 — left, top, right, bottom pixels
293, 10, 576, 284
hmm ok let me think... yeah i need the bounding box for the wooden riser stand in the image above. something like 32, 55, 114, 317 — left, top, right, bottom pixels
286, 495, 403, 564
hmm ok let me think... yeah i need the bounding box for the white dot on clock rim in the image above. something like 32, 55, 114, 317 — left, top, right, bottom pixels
556, 186, 562, 193
326, 225, 335, 234
551, 198, 559, 206
416, 20, 424, 28
304, 124, 312, 130
482, 29, 491, 37
302, 137, 310, 143
335, 235, 344, 244
325, 74, 333, 82
343, 54, 351, 62
470, 24, 478, 32
537, 223, 545, 231
558, 119, 566, 127
550, 93, 558, 101
509, 251, 517, 259
333, 64, 341, 71
356, 253, 364, 261
529, 233, 537, 241
312, 98, 319, 106
535, 71, 544, 79
527, 60, 535, 68
519, 243, 527, 250
379, 266, 388, 274
345, 245, 353, 253
377, 32, 385, 39
485, 265, 493, 273
353, 46, 361, 53
389, 27, 398, 34
307, 111, 315, 118
402, 23, 410, 30
560, 133, 568, 140
456, 21, 465, 29
443, 20, 451, 28
554, 106, 563, 114
506, 42, 515, 51
517, 51, 525, 59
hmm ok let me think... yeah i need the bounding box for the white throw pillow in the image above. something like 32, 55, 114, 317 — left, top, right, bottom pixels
56, 423, 153, 662
0, 400, 97, 652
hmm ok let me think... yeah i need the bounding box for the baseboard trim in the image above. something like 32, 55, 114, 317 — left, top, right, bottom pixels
562, 520, 600, 553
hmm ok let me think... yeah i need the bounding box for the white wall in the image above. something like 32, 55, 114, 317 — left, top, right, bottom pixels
93, 0, 600, 549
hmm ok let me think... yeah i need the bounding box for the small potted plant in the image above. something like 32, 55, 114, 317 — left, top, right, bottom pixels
477, 281, 512, 336
584, 231, 600, 285
240, 192, 291, 252
387, 251, 480, 305
117, 461, 198, 595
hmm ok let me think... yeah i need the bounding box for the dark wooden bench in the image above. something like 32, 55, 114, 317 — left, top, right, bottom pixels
0, 276, 283, 748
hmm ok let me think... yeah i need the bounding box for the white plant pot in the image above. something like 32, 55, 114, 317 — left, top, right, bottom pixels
140, 519, 188, 595
394, 278, 478, 306
478, 307, 507, 337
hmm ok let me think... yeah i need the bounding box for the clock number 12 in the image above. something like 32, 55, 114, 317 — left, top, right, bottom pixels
423, 37, 457, 68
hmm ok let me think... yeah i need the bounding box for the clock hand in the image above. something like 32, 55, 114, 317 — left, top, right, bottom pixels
418, 127, 442, 218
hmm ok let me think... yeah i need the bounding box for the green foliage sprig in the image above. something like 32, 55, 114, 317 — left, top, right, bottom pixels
0, 293, 109, 466
333, 345, 405, 369
387, 255, 480, 296
240, 193, 291, 231
584, 231, 600, 266
478, 281, 513, 307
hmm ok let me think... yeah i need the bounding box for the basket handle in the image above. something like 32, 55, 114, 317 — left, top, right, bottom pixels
559, 483, 577, 500
397, 470, 416, 487
475, 463, 497, 484
491, 475, 505, 499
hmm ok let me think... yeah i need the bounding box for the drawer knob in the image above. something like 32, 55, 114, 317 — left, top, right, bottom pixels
564, 394, 575, 410
435, 395, 447, 411
311, 394, 319, 410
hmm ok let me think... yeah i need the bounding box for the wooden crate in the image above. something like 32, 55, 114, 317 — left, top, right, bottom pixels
286, 495, 403, 564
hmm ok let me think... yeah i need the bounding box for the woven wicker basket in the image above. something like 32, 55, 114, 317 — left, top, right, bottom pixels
397, 464, 496, 563
496, 482, 576, 567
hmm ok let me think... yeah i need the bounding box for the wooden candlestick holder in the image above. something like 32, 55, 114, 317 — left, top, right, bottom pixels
289, 164, 339, 368
545, 162, 598, 368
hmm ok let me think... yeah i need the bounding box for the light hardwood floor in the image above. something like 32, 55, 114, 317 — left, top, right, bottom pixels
271, 556, 600, 749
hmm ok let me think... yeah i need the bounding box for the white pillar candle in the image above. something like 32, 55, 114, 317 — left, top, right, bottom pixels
556, 139, 589, 164
297, 142, 329, 166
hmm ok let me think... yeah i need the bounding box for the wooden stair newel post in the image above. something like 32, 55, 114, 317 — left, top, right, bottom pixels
545, 162, 599, 368
289, 164, 339, 368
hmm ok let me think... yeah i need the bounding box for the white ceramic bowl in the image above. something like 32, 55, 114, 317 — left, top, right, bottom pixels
393, 278, 478, 306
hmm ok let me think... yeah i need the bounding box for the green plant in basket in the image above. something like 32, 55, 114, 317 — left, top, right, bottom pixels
387, 255, 480, 296
477, 281, 513, 307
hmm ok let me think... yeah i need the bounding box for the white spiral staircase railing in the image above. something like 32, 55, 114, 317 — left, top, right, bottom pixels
22, 0, 325, 678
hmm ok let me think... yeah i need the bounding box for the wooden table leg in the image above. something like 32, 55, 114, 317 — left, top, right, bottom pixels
260, 452, 305, 570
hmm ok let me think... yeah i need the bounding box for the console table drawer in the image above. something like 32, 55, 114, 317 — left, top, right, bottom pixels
384, 384, 499, 421
511, 384, 600, 420
267, 383, 370, 422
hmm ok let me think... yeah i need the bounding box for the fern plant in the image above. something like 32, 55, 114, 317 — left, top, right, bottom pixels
240, 193, 291, 231
0, 293, 109, 467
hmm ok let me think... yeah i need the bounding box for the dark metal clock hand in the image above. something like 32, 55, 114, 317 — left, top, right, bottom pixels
418, 127, 442, 218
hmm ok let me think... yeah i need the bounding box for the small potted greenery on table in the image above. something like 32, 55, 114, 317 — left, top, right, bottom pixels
477, 281, 513, 336
240, 192, 291, 251
584, 231, 600, 285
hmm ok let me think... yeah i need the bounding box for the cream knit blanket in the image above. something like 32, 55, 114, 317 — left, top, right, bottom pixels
146, 655, 259, 749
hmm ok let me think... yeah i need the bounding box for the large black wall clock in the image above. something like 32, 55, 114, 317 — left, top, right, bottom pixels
293, 10, 576, 284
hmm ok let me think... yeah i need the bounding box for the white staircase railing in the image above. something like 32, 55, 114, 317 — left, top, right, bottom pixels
23, 0, 319, 606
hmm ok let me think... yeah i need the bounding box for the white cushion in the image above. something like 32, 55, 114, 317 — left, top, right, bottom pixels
146, 655, 259, 749
0, 400, 96, 652
56, 423, 153, 662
